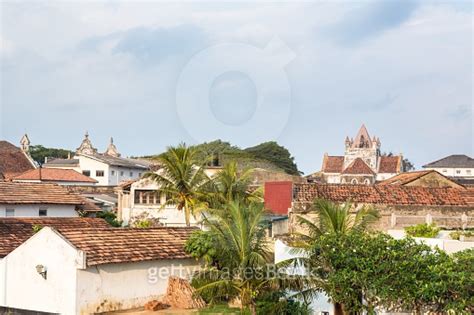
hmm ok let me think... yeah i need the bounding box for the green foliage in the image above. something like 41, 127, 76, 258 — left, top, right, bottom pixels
256, 291, 311, 315
244, 141, 301, 175
96, 211, 122, 227
405, 223, 440, 238
449, 230, 474, 240
292, 231, 473, 314
32, 224, 43, 233
184, 230, 218, 266
29, 145, 74, 164
133, 219, 152, 228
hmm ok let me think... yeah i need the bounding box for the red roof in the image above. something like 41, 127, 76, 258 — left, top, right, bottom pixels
0, 217, 110, 258
0, 182, 99, 210
379, 156, 401, 173
13, 168, 97, 183
293, 183, 469, 206
0, 141, 35, 180
342, 158, 375, 175
59, 227, 197, 266
321, 155, 344, 173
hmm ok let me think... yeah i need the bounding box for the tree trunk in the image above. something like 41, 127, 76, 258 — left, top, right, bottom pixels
249, 303, 257, 315
334, 302, 344, 315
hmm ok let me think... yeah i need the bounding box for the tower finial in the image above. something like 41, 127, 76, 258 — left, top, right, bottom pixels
76, 131, 97, 155
104, 136, 121, 157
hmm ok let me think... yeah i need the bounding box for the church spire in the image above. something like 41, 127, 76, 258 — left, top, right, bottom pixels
20, 134, 31, 153
76, 131, 97, 155
104, 137, 121, 157
352, 124, 372, 148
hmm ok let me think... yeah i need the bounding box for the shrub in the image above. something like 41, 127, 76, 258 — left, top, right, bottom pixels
32, 224, 43, 233
450, 230, 474, 240
96, 211, 122, 227
405, 223, 440, 238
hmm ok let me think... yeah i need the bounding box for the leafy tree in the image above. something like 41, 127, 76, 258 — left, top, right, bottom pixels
184, 230, 219, 267
143, 143, 209, 226
29, 145, 74, 165
244, 141, 301, 175
96, 211, 122, 227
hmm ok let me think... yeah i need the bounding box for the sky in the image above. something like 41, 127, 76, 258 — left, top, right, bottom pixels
0, 1, 472, 174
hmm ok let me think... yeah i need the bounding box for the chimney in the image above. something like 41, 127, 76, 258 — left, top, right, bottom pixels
44, 157, 48, 164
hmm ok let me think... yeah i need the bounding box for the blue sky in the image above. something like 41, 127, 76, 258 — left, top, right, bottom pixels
0, 1, 472, 174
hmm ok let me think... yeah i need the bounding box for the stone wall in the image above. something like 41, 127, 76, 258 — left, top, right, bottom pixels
290, 202, 474, 232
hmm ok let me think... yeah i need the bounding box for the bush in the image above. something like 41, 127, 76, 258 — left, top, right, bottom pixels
256, 291, 311, 315
96, 211, 122, 227
450, 230, 474, 240
129, 213, 163, 228
405, 223, 440, 238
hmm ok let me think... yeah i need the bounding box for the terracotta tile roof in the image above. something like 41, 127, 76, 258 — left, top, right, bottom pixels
0, 217, 110, 258
321, 155, 344, 173
0, 141, 36, 180
0, 182, 98, 210
342, 158, 375, 175
12, 168, 97, 183
293, 183, 469, 206
58, 227, 197, 266
378, 156, 401, 173
377, 170, 463, 188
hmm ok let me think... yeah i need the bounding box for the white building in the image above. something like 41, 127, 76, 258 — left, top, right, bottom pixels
44, 133, 151, 186
316, 125, 402, 184
423, 155, 474, 185
0, 182, 99, 217
0, 218, 198, 314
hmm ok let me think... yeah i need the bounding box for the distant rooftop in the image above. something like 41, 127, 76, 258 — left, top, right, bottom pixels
423, 154, 474, 168
12, 168, 97, 183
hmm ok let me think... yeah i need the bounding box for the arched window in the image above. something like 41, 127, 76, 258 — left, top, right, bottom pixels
364, 178, 371, 185
351, 178, 358, 185
341, 178, 346, 184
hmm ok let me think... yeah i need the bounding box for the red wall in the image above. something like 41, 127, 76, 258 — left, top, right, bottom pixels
264, 181, 293, 215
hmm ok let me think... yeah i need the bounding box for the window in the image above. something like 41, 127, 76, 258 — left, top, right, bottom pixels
96, 170, 104, 177
129, 171, 133, 177
456, 170, 461, 174
6, 208, 14, 217
111, 170, 115, 176
138, 173, 142, 177
351, 178, 359, 185
364, 178, 371, 185
39, 208, 48, 216
467, 170, 472, 175
442, 169, 447, 173
134, 190, 160, 205
82, 170, 91, 176
120, 171, 124, 176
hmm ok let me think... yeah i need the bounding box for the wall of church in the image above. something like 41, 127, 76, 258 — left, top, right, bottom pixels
343, 147, 378, 171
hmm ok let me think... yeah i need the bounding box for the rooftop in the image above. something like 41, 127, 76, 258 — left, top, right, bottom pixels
293, 183, 470, 206
423, 154, 474, 168
12, 168, 97, 183
0, 217, 110, 258
58, 227, 197, 266
0, 182, 97, 207
0, 140, 36, 179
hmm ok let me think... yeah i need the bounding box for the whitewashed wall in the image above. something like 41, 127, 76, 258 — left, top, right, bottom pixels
1, 228, 81, 314
76, 259, 198, 314
0, 204, 78, 217
424, 167, 474, 178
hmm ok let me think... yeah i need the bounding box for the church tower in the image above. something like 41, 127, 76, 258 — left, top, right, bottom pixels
20, 134, 31, 154
343, 124, 380, 171
104, 137, 121, 157
76, 131, 98, 155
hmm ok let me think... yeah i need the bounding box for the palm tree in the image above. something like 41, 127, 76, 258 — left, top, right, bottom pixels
290, 199, 380, 315
294, 198, 380, 248
143, 143, 209, 226
192, 201, 299, 315
204, 161, 262, 209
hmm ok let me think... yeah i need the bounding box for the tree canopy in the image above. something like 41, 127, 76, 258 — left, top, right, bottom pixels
29, 145, 74, 164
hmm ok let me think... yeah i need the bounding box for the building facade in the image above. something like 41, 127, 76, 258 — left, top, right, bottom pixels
44, 133, 151, 186
319, 125, 402, 184
423, 155, 474, 186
